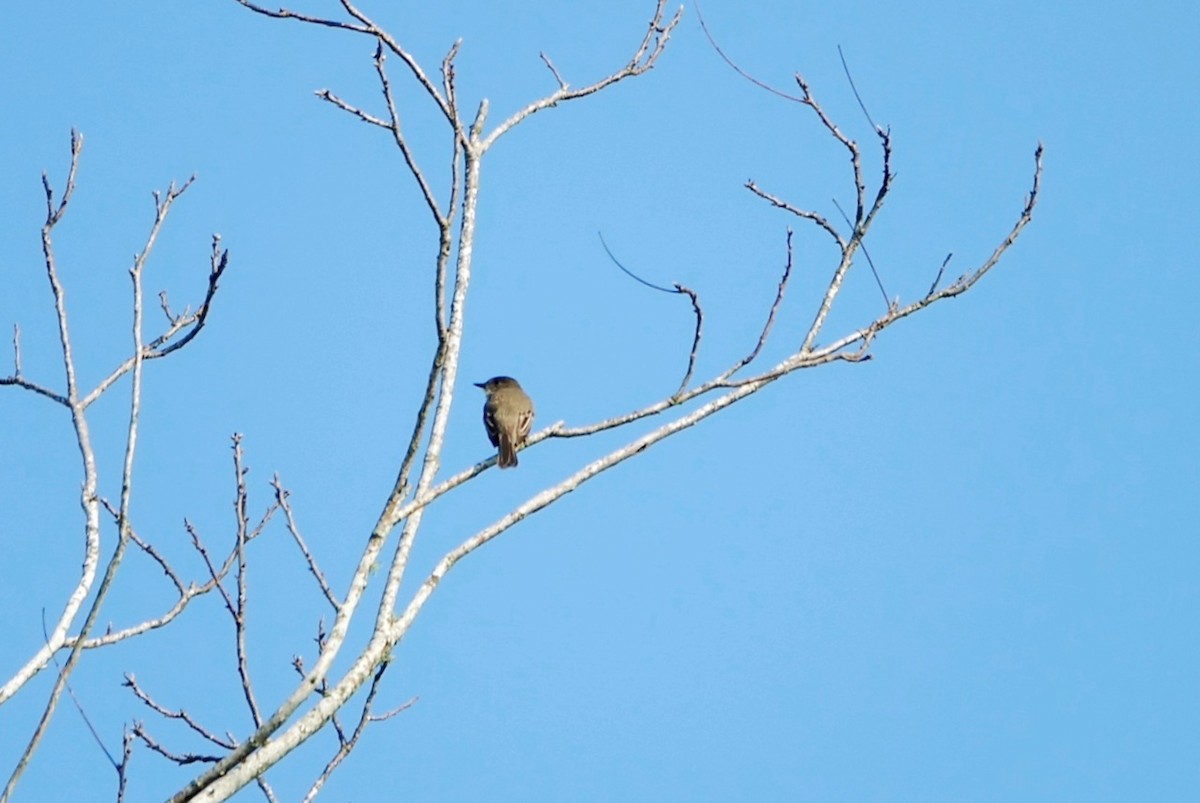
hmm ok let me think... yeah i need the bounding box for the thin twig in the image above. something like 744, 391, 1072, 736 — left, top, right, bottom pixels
436, 44, 464, 337
231, 436, 263, 728
103, 496, 186, 591
82, 231, 227, 408
71, 497, 273, 651
598, 233, 704, 396
40, 613, 117, 769
336, 0, 458, 126
373, 41, 444, 223
927, 144, 1043, 299
124, 675, 237, 749
273, 475, 340, 610
315, 88, 390, 127
158, 290, 177, 324
231, 0, 370, 33
2, 158, 189, 802
722, 228, 795, 379
837, 45, 881, 134
480, 0, 682, 150
41, 129, 82, 226
673, 283, 703, 396
694, 3, 805, 103
302, 666, 415, 803
188, 519, 235, 610
145, 231, 225, 359
598, 232, 676, 292
927, 253, 953, 297
745, 181, 844, 249
131, 723, 222, 765
539, 52, 567, 89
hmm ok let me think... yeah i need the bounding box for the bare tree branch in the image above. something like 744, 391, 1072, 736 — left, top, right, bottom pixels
373, 42, 445, 223
171, 7, 684, 799
745, 180, 845, 248
480, 1, 683, 151
124, 675, 237, 751
70, 490, 278, 651
82, 235, 230, 408
146, 4, 1042, 799
3, 166, 191, 801
132, 723, 223, 766
316, 86, 389, 126
1, 321, 69, 404
231, 0, 370, 33
1, 131, 102, 714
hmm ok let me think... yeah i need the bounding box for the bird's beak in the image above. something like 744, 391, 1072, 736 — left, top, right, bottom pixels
473, 381, 486, 389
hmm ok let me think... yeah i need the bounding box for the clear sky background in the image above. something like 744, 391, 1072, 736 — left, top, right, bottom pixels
1, 1, 1196, 801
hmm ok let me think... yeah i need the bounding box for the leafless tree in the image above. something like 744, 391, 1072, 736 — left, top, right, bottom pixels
0, 2, 1040, 800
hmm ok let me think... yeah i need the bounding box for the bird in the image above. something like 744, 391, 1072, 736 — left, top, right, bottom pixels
474, 376, 535, 469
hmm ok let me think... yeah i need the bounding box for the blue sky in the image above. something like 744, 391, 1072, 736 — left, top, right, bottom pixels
1, 1, 1196, 800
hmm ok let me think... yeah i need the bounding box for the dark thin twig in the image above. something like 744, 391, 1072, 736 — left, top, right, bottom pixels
724, 228, 795, 378
831, 198, 889, 306
539, 52, 567, 89
927, 253, 953, 297
673, 284, 703, 396
40, 613, 116, 768
597, 232, 675, 293
694, 3, 804, 103
597, 233, 703, 395
153, 235, 226, 358
837, 45, 880, 133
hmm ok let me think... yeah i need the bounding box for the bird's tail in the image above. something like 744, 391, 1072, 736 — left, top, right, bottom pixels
498, 435, 518, 469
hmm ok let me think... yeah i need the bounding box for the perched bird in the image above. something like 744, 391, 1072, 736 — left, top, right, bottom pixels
474, 376, 535, 469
